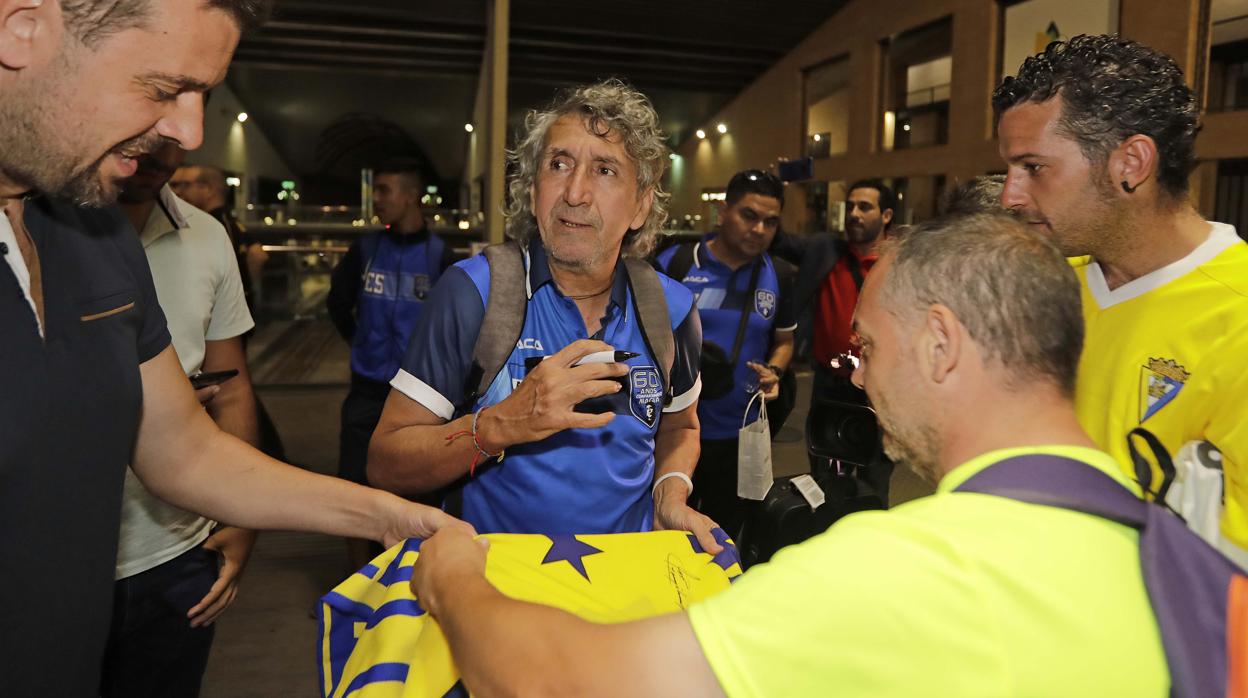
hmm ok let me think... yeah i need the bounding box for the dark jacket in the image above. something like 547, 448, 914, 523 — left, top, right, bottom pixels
787, 233, 848, 361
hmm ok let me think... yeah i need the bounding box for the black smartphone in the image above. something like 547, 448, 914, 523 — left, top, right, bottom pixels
777, 157, 813, 182
189, 369, 239, 390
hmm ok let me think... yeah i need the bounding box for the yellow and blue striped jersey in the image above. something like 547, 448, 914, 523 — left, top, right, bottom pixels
1074, 222, 1248, 548
319, 529, 742, 698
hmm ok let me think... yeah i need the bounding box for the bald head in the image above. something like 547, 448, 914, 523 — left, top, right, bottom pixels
877, 213, 1083, 395
170, 165, 228, 211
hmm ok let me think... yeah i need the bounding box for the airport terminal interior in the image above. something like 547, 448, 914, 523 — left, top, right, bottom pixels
24, 0, 1248, 694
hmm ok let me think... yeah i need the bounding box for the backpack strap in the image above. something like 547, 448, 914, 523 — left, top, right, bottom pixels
623, 256, 675, 400
957, 453, 1245, 698
663, 241, 698, 286
844, 246, 865, 290
1128, 427, 1179, 506
462, 241, 528, 411
727, 260, 763, 368
955, 454, 1146, 527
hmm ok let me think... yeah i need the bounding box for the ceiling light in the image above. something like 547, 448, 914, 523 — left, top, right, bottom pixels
812, 134, 822, 142
902, 123, 911, 132
237, 112, 248, 123
696, 129, 706, 140
716, 123, 727, 134
464, 123, 474, 133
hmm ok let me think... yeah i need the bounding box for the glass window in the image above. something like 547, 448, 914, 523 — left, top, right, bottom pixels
1208, 0, 1248, 112
890, 175, 945, 226
881, 18, 953, 151
1215, 159, 1248, 239
804, 56, 851, 159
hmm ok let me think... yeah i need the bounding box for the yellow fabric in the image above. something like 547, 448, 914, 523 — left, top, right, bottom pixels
1073, 227, 1248, 547
688, 446, 1168, 697
319, 530, 741, 698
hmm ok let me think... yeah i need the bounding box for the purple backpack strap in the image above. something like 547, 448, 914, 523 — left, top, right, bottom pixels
957, 454, 1243, 698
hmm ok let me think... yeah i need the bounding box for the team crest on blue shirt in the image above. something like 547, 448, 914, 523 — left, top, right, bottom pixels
1139, 357, 1190, 422
411, 273, 432, 300
754, 289, 776, 319
629, 366, 663, 428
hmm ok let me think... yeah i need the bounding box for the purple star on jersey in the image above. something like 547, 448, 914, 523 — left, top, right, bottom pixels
540, 535, 605, 581
686, 528, 742, 574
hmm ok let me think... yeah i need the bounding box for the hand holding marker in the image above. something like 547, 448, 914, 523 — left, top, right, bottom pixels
572, 350, 639, 366
524, 349, 638, 372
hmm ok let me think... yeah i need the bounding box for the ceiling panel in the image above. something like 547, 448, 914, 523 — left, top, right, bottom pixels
226, 0, 848, 190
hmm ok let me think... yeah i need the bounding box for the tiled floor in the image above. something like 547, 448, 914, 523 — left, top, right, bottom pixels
200, 319, 932, 697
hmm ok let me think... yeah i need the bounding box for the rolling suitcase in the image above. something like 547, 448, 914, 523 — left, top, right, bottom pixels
736, 380, 886, 569
736, 466, 883, 568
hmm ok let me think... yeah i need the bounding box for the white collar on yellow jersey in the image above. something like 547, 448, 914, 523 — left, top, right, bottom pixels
1085, 222, 1241, 309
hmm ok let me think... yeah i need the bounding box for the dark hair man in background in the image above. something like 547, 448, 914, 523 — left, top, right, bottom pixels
408, 215, 1168, 697
655, 169, 796, 538
939, 174, 1005, 217
112, 141, 259, 697
791, 178, 897, 501
0, 0, 466, 693
171, 163, 267, 297
170, 160, 285, 470
996, 34, 1248, 565
327, 159, 461, 570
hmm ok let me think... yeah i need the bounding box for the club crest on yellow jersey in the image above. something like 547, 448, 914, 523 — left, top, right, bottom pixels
1139, 357, 1190, 422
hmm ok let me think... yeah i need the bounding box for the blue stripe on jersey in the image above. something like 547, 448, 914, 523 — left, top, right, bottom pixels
322, 591, 379, 619
365, 599, 427, 629
657, 241, 782, 438
376, 560, 415, 587
342, 662, 409, 695
397, 241, 700, 535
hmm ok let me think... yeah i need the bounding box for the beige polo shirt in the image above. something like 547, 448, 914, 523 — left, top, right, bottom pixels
115, 185, 254, 579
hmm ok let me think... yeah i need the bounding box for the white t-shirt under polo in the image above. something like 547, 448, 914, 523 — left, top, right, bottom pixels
115, 186, 255, 579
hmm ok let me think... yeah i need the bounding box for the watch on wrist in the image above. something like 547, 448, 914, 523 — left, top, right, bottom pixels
766, 364, 784, 376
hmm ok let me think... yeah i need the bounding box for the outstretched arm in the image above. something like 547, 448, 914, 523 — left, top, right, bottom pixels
412, 527, 726, 698
131, 346, 470, 545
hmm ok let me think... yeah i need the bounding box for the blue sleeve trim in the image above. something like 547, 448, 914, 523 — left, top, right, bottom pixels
397, 265, 485, 410
658, 272, 695, 330
457, 254, 492, 308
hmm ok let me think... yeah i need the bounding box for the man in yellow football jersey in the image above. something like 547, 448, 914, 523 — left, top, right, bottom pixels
407, 215, 1169, 697
995, 34, 1248, 563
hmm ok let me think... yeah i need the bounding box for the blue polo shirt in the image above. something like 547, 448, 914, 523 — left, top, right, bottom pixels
656, 238, 795, 439
391, 239, 701, 535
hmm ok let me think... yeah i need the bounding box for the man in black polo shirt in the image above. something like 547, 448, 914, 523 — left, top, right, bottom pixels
0, 0, 467, 695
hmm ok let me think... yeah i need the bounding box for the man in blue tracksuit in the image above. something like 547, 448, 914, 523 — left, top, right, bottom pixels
656, 170, 796, 538
327, 159, 460, 568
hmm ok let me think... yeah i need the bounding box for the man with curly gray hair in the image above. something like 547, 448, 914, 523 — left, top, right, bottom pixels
504, 78, 671, 260
371, 80, 721, 553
